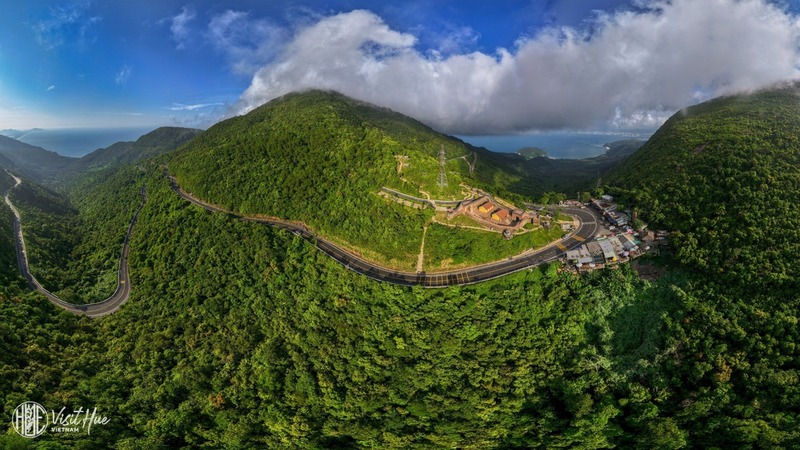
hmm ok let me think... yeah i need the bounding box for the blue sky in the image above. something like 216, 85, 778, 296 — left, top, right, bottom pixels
2, 1, 800, 132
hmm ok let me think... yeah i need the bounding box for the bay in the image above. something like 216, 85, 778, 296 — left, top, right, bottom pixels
459, 130, 653, 159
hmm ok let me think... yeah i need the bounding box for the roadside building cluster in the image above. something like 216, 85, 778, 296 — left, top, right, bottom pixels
565, 194, 670, 272
591, 194, 630, 228
566, 233, 642, 269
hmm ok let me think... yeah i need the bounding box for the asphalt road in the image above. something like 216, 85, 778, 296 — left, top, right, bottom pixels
3, 170, 145, 318
2, 164, 598, 317
169, 174, 599, 287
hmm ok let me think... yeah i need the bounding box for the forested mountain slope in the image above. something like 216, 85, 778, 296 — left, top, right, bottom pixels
0, 135, 72, 183
4, 167, 145, 304
1, 87, 799, 448
72, 126, 202, 173
2, 165, 677, 449
166, 90, 634, 266
600, 83, 800, 447
608, 83, 800, 294
0, 170, 28, 296
168, 90, 482, 266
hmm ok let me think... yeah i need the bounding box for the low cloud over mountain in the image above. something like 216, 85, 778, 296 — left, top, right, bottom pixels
234, 0, 800, 133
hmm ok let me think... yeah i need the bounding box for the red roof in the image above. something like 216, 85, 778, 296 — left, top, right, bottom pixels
478, 201, 497, 212
492, 209, 510, 220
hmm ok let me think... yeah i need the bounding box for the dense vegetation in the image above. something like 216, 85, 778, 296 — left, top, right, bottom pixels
1, 87, 799, 448
604, 83, 800, 446
0, 166, 693, 449
2, 126, 196, 303
70, 127, 202, 174
0, 135, 72, 183
470, 139, 643, 204
609, 84, 800, 294
168, 91, 638, 268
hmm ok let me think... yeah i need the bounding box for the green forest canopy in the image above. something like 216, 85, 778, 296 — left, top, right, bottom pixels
1, 86, 799, 448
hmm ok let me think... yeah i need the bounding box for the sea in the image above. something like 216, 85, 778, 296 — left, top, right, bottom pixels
8, 127, 156, 158
459, 130, 654, 159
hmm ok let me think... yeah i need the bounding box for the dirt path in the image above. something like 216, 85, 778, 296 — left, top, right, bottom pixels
417, 226, 428, 272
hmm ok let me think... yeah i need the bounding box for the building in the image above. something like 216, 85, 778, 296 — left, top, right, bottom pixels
601, 194, 614, 203
447, 195, 539, 235
608, 236, 625, 255
478, 200, 497, 214
619, 234, 638, 251
566, 245, 594, 265
605, 211, 629, 226
592, 199, 617, 213
491, 208, 510, 222
585, 241, 605, 265
597, 239, 618, 263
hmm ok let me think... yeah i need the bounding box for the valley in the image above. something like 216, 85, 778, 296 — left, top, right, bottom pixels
3, 170, 144, 316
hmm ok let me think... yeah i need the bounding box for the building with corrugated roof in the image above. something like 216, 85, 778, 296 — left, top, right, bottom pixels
598, 239, 618, 263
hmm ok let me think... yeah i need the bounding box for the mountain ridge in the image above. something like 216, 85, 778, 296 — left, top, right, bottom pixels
0, 134, 73, 182
72, 126, 202, 172
607, 81, 800, 292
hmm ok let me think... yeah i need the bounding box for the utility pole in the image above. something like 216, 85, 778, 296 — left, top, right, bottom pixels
437, 145, 448, 188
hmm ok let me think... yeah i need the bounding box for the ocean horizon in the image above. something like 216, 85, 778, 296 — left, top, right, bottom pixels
3, 127, 655, 160
8, 127, 158, 158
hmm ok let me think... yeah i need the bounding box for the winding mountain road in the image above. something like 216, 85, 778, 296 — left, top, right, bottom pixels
3, 170, 145, 317
2, 165, 598, 316
169, 174, 598, 287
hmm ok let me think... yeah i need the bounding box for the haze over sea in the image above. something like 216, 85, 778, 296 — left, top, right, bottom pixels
10, 127, 155, 158
460, 130, 654, 159
3, 127, 654, 160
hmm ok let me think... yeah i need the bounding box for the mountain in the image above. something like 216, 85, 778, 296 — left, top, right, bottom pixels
167, 90, 493, 268
0, 134, 72, 182
166, 90, 639, 267
3, 88, 800, 448
0, 128, 42, 139
73, 126, 202, 172
608, 82, 800, 293
0, 127, 202, 186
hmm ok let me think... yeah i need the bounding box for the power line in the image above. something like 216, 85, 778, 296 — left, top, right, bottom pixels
436, 145, 448, 188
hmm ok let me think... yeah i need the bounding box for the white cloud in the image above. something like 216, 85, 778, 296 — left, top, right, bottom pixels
208, 10, 287, 74
170, 6, 196, 50
235, 1, 800, 133
169, 102, 224, 111
430, 25, 481, 56
46, 85, 55, 92
115, 64, 132, 85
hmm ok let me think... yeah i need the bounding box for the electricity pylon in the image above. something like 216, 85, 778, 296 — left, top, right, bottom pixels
436, 145, 448, 188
